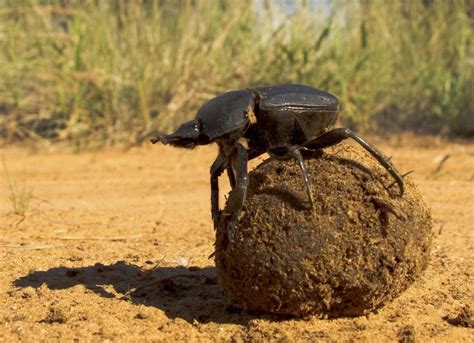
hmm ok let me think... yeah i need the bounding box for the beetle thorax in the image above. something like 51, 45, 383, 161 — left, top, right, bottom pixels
196, 90, 254, 142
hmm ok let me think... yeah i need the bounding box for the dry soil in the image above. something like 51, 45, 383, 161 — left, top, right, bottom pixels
1, 135, 473, 342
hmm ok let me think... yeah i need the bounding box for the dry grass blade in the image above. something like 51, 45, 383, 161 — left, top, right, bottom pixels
2, 156, 33, 216
429, 154, 451, 178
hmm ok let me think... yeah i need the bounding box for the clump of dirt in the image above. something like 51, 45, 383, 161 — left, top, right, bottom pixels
215, 143, 432, 318
443, 305, 474, 328
397, 325, 416, 343
41, 308, 67, 324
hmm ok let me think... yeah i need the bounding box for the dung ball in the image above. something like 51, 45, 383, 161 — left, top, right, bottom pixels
215, 143, 432, 318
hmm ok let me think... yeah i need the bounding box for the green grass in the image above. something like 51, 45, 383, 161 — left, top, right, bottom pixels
0, 0, 472, 148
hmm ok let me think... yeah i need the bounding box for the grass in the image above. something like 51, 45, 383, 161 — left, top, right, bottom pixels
2, 156, 33, 216
0, 0, 472, 148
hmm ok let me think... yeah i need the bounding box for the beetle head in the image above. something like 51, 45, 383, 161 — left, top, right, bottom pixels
151, 89, 255, 148
150, 119, 209, 149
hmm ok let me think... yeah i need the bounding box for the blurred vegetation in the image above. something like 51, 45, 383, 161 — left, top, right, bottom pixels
0, 0, 473, 148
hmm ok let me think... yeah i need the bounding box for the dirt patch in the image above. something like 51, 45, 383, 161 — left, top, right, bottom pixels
216, 144, 432, 317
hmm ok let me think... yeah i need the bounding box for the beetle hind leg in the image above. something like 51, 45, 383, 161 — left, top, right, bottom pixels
288, 146, 316, 212
304, 128, 404, 195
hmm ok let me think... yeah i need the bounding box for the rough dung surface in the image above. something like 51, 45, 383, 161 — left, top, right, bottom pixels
215, 143, 432, 317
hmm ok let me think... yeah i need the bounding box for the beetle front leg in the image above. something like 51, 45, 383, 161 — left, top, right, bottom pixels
224, 143, 249, 239
210, 153, 228, 229
226, 166, 236, 188
304, 128, 404, 195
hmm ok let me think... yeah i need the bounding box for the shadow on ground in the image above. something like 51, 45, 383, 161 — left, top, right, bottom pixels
13, 261, 264, 324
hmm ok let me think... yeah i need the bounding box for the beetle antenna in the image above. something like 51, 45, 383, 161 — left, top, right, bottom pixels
150, 133, 160, 144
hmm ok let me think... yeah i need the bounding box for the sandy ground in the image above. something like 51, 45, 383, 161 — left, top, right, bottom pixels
1, 135, 473, 342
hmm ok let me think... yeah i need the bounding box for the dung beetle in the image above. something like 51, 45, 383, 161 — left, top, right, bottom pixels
151, 84, 404, 233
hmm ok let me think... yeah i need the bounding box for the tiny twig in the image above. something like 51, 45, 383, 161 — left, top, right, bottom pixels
57, 235, 142, 241
438, 223, 444, 235
140, 255, 165, 281
31, 195, 53, 204
0, 243, 64, 250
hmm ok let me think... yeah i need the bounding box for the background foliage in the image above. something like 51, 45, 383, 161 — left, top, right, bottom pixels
0, 0, 473, 148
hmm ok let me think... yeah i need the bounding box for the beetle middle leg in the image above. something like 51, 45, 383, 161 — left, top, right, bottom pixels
269, 146, 316, 211
304, 128, 404, 195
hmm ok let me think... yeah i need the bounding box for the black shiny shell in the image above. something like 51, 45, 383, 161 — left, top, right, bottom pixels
253, 84, 339, 141
197, 90, 254, 140
254, 84, 338, 111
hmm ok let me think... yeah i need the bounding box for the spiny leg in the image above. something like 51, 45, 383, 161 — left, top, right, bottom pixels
288, 146, 316, 211
304, 128, 404, 195
210, 153, 228, 229
224, 143, 249, 240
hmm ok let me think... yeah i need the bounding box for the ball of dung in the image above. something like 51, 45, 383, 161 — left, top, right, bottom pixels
215, 143, 432, 318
